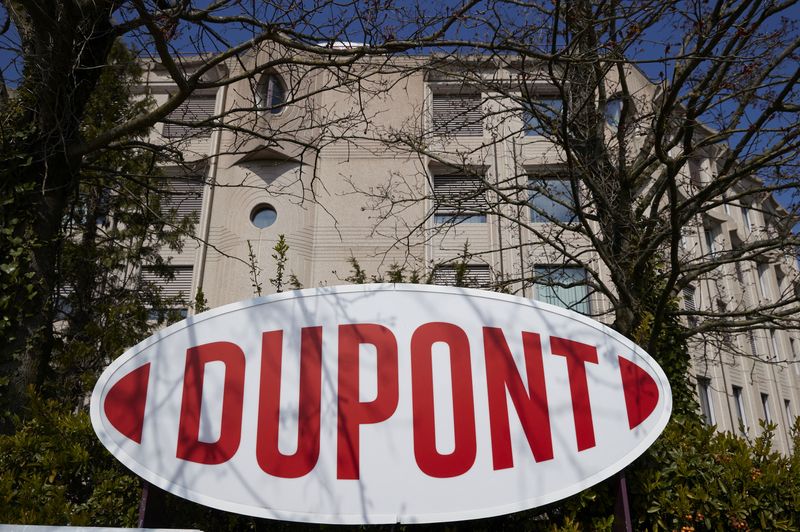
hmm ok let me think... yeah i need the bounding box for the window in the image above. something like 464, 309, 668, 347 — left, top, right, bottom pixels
160, 177, 204, 224
791, 338, 799, 375
761, 393, 773, 424
162, 97, 216, 138
533, 266, 590, 314
251, 204, 278, 228
683, 286, 696, 311
742, 204, 752, 233
683, 285, 698, 326
432, 265, 491, 289
733, 386, 748, 435
785, 400, 794, 430
770, 330, 781, 362
703, 223, 720, 257
605, 97, 623, 129
523, 96, 562, 135
141, 265, 193, 320
432, 93, 483, 136
258, 73, 286, 114
697, 377, 715, 426
433, 175, 488, 223
529, 176, 575, 223
757, 263, 770, 300
748, 330, 758, 356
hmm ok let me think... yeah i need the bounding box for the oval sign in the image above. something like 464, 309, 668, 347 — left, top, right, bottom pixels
91, 284, 671, 524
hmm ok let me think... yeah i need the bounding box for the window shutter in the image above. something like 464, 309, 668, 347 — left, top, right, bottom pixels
161, 178, 204, 221
432, 265, 491, 288
683, 286, 696, 311
432, 94, 483, 136
162, 97, 216, 138
434, 176, 488, 214
141, 266, 193, 301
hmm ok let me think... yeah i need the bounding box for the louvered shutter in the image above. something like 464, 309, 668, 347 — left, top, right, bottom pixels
141, 266, 193, 301
432, 265, 491, 288
161, 178, 204, 222
432, 94, 483, 136
683, 286, 696, 311
434, 176, 488, 215
162, 97, 216, 138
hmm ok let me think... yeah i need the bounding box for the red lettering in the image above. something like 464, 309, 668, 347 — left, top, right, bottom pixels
176, 342, 245, 464
256, 328, 322, 478
337, 324, 399, 479
484, 328, 553, 469
550, 337, 599, 451
411, 322, 477, 478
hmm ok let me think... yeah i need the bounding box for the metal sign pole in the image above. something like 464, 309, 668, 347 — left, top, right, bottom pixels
613, 471, 633, 532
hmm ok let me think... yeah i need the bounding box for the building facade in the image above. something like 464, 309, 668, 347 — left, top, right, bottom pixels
139, 51, 800, 454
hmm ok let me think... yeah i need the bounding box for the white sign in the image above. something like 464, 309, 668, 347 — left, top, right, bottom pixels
91, 284, 671, 524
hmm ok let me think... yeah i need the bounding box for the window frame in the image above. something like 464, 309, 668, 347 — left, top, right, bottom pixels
432, 174, 488, 224
528, 175, 577, 224
533, 265, 591, 315
732, 385, 748, 435
761, 393, 773, 424
522, 94, 563, 136
257, 72, 287, 115
697, 377, 716, 426
430, 91, 484, 137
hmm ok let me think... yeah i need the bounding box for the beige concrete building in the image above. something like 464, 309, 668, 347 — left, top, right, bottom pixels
139, 51, 800, 453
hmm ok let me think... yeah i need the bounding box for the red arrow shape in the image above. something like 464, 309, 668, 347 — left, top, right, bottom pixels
618, 356, 659, 429
104, 363, 151, 443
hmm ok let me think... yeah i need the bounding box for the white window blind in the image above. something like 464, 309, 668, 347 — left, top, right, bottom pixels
433, 175, 488, 222
432, 265, 491, 289
160, 178, 204, 221
432, 94, 483, 136
162, 97, 216, 138
141, 266, 193, 301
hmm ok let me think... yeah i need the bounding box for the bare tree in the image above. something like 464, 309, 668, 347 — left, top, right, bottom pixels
347, 0, 800, 383
0, 0, 479, 423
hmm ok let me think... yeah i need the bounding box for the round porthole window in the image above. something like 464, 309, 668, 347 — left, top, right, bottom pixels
251, 204, 277, 228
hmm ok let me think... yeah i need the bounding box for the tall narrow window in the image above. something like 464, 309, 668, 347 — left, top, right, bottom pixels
703, 224, 720, 257
748, 331, 758, 356
605, 96, 623, 129
786, 400, 795, 430
683, 285, 698, 326
258, 73, 286, 114
761, 393, 772, 424
162, 97, 216, 138
757, 263, 770, 300
770, 330, 782, 362
432, 93, 483, 136
533, 266, 590, 314
742, 204, 752, 233
791, 338, 799, 375
433, 175, 488, 223
682, 286, 696, 311
529, 176, 575, 223
697, 377, 715, 426
732, 386, 747, 435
